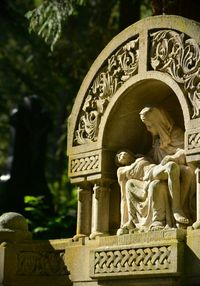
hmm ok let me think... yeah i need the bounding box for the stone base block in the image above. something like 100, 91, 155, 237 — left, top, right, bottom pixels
2, 229, 200, 286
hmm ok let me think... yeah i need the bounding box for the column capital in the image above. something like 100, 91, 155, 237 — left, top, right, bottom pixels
93, 178, 115, 188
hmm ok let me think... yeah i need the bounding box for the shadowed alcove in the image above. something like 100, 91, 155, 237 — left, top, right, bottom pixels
102, 79, 185, 156
102, 78, 185, 233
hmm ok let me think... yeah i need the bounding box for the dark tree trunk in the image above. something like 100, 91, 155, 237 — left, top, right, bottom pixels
119, 0, 141, 31
151, 0, 200, 22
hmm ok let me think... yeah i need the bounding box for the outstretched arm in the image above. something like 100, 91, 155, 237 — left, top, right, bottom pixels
160, 149, 186, 166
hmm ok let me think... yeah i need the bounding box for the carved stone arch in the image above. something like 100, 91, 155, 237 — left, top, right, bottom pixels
68, 15, 200, 184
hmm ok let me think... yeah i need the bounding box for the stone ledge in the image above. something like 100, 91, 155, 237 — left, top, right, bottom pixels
82, 229, 186, 248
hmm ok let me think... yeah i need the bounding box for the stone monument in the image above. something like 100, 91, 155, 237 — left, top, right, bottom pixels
1, 14, 200, 286
66, 15, 200, 286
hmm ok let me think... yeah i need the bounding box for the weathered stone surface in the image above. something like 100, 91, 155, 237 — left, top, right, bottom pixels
0, 212, 28, 231
67, 15, 200, 240
65, 14, 200, 286
0, 239, 73, 286
68, 15, 200, 181
1, 227, 200, 286
0, 212, 32, 243
185, 229, 200, 286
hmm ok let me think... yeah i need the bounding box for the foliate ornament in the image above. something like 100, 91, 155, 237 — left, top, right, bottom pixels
149, 30, 200, 118
74, 37, 139, 145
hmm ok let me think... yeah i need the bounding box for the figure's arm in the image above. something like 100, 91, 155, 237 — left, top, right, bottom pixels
117, 165, 133, 182
117, 167, 126, 183
117, 162, 138, 180
160, 148, 186, 166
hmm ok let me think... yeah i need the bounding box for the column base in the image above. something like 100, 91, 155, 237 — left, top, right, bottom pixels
73, 233, 87, 241
89, 231, 109, 240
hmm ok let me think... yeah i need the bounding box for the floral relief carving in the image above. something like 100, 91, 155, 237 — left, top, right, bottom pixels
74, 37, 139, 145
149, 29, 200, 118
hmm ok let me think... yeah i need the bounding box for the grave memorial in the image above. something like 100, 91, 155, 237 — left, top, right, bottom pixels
1, 14, 200, 286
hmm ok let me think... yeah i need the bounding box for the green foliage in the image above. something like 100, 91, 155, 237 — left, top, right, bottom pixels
26, 0, 86, 51
24, 177, 77, 239
49, 171, 77, 215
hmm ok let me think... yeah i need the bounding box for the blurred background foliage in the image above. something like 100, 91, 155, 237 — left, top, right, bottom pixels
0, 0, 153, 239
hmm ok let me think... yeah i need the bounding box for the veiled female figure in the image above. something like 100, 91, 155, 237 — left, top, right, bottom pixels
140, 106, 195, 220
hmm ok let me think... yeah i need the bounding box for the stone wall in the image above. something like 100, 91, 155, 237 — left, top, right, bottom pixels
1, 226, 200, 286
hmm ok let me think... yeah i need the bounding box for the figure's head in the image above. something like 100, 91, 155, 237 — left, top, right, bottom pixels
115, 150, 135, 166
140, 106, 159, 135
139, 106, 174, 148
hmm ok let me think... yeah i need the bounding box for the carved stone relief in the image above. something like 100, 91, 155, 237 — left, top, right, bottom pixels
72, 28, 200, 149
90, 243, 180, 278
68, 16, 200, 242
69, 154, 100, 175
187, 130, 200, 150
149, 29, 200, 118
115, 106, 196, 238
17, 250, 69, 276
73, 36, 139, 146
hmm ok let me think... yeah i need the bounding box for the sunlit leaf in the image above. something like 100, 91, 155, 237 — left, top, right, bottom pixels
26, 0, 86, 51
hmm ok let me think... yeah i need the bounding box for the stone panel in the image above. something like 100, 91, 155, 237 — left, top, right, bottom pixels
73, 36, 139, 146
89, 241, 183, 279
185, 128, 200, 154
69, 150, 101, 178
16, 250, 68, 276
149, 29, 200, 119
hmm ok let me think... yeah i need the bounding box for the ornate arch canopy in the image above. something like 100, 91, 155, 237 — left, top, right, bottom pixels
68, 15, 200, 183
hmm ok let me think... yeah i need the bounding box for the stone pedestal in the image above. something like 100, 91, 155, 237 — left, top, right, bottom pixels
67, 229, 186, 286
0, 239, 72, 286
2, 227, 200, 286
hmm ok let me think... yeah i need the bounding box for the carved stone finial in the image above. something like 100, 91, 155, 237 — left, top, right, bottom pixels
0, 212, 32, 242
0, 212, 28, 231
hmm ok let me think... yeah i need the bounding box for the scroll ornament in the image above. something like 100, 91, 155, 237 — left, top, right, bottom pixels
150, 29, 200, 118
74, 37, 139, 145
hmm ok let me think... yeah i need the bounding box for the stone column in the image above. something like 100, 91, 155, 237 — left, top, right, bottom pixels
196, 168, 200, 221
193, 168, 200, 229
73, 184, 92, 241
90, 181, 111, 239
